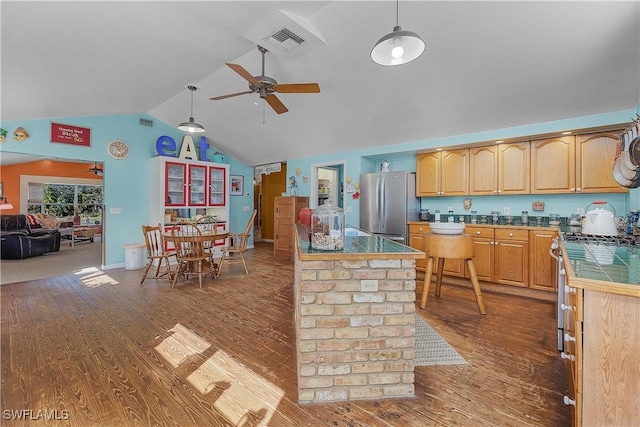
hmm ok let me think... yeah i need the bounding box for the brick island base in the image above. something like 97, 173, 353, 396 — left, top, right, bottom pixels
294, 226, 423, 403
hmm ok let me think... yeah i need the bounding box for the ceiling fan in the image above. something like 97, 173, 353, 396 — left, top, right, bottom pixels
210, 45, 320, 114
88, 161, 103, 176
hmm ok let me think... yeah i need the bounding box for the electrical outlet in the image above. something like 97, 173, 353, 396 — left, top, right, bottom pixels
110, 207, 121, 214
503, 207, 510, 215
447, 206, 453, 212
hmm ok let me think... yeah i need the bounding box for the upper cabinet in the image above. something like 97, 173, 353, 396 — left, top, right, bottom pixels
470, 142, 530, 195
531, 136, 576, 194
416, 149, 469, 197
531, 133, 626, 194
576, 132, 627, 193
149, 156, 230, 226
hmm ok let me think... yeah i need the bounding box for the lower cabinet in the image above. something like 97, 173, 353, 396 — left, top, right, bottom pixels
409, 223, 557, 294
562, 286, 639, 426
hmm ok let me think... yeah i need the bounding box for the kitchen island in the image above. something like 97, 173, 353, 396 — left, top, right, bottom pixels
560, 240, 639, 427
293, 224, 424, 403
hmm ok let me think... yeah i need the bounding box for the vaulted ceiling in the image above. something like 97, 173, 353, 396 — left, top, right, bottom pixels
2, 1, 638, 166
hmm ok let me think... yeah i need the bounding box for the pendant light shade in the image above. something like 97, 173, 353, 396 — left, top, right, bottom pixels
178, 85, 206, 133
371, 0, 425, 66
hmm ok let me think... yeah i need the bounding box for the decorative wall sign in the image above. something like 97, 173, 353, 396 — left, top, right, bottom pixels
13, 127, 29, 141
51, 122, 91, 147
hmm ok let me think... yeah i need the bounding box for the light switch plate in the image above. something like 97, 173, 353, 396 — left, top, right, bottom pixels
110, 207, 121, 214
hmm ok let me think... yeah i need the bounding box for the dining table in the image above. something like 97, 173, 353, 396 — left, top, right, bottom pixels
162, 229, 229, 278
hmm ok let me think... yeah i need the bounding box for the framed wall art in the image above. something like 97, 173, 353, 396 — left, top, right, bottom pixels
230, 175, 243, 196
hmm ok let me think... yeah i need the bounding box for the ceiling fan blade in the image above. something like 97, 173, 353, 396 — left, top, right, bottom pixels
275, 83, 320, 94
210, 90, 253, 101
264, 94, 288, 114
226, 63, 260, 86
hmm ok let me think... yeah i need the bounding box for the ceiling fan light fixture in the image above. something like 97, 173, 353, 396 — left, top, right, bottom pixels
178, 85, 206, 133
371, 0, 425, 66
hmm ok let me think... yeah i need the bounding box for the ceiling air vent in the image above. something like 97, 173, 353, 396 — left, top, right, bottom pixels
139, 118, 154, 127
266, 27, 305, 51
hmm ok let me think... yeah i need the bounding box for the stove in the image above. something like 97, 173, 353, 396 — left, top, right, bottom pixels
562, 232, 640, 246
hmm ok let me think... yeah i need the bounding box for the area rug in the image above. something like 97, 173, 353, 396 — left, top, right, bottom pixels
414, 315, 467, 366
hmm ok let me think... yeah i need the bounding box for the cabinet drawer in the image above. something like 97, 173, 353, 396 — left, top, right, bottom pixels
495, 228, 528, 240
466, 226, 493, 239
409, 224, 430, 234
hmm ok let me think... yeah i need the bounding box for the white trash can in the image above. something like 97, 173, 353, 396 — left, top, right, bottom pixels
123, 243, 146, 270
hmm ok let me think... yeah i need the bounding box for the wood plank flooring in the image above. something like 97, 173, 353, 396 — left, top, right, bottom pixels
1, 242, 571, 426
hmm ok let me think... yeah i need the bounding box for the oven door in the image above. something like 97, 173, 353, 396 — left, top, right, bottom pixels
550, 238, 565, 351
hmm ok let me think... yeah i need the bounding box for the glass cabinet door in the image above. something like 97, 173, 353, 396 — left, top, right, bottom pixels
189, 164, 207, 206
165, 162, 186, 206
208, 166, 226, 206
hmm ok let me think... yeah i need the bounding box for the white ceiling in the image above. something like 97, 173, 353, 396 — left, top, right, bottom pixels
2, 1, 639, 167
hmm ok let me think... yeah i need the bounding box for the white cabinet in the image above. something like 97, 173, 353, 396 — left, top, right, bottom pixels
150, 156, 230, 229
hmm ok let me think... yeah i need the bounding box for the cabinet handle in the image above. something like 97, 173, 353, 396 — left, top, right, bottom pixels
560, 303, 574, 311
508, 232, 514, 237
497, 190, 502, 193
563, 396, 576, 406
560, 352, 575, 361
476, 231, 481, 235
576, 188, 581, 192
564, 333, 576, 343
493, 190, 498, 194
570, 188, 575, 192
564, 285, 576, 294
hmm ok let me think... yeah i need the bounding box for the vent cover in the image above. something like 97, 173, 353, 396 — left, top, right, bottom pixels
267, 28, 305, 51
139, 118, 154, 127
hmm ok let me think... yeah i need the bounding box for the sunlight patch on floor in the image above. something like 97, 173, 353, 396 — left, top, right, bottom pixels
77, 268, 119, 287
156, 323, 284, 426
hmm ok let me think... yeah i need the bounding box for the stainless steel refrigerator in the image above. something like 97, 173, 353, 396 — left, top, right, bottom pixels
359, 171, 419, 244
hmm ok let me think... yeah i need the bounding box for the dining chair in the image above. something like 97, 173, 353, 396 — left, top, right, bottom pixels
171, 223, 212, 288
140, 223, 176, 285
218, 209, 257, 276
195, 215, 218, 257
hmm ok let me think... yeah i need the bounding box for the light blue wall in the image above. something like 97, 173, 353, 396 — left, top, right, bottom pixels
287, 109, 640, 227
0, 114, 254, 267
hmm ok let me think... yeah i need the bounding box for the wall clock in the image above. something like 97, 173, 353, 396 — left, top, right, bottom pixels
107, 139, 129, 159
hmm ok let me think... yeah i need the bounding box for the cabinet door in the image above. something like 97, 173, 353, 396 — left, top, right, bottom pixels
576, 133, 627, 193
408, 224, 430, 270
465, 227, 494, 281
529, 230, 557, 292
494, 237, 529, 287
208, 166, 227, 206
416, 153, 440, 196
499, 142, 530, 194
469, 146, 498, 195
441, 149, 469, 196
531, 136, 575, 193
188, 164, 207, 206
165, 162, 187, 206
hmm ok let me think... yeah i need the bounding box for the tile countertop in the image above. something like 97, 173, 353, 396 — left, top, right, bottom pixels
560, 240, 640, 298
296, 224, 424, 261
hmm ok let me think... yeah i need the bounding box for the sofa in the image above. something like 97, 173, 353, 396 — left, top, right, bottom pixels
0, 214, 61, 259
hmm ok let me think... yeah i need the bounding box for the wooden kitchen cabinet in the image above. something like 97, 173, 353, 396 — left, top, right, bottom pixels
576, 132, 627, 193
531, 132, 626, 194
531, 136, 576, 194
464, 226, 529, 287
416, 149, 469, 197
494, 228, 529, 287
274, 196, 309, 259
470, 142, 530, 195
562, 287, 639, 426
529, 229, 557, 292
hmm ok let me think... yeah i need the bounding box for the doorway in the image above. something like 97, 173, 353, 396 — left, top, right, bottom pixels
311, 162, 345, 209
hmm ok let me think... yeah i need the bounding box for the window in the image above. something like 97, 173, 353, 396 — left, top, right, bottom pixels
27, 183, 103, 224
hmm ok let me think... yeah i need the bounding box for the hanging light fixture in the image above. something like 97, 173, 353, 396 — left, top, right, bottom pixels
177, 85, 206, 133
370, 0, 426, 66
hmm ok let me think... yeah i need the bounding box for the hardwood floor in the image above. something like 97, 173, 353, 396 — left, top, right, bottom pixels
0, 242, 571, 426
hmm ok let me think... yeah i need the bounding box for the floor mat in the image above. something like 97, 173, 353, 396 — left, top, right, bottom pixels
414, 315, 467, 366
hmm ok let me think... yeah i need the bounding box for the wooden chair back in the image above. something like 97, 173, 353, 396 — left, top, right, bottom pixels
171, 223, 206, 262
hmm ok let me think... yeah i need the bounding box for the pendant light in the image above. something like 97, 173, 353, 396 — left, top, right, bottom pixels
177, 85, 206, 133
371, 0, 426, 66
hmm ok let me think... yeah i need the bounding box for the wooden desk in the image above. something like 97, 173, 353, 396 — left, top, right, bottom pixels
421, 232, 486, 314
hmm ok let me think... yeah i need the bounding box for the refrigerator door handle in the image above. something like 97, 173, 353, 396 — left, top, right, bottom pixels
380, 176, 386, 232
